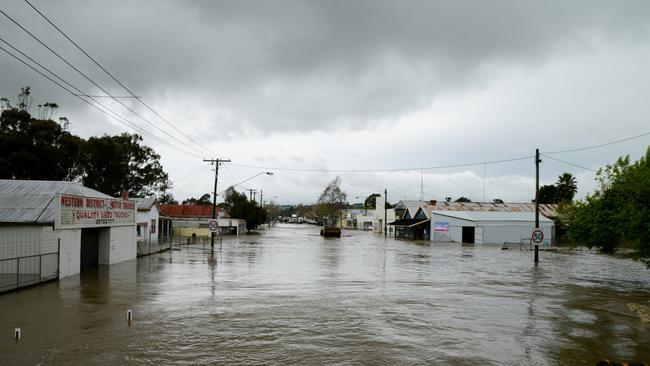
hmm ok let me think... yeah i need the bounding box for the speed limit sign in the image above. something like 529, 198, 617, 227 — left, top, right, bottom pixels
208, 219, 218, 233
531, 229, 544, 244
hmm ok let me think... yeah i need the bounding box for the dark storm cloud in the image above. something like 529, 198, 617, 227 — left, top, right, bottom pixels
2, 0, 649, 135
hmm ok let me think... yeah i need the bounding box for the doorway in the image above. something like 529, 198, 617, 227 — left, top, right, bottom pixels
462, 226, 475, 244
80, 228, 100, 271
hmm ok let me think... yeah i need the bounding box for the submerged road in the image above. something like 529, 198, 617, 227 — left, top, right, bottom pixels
1, 224, 649, 365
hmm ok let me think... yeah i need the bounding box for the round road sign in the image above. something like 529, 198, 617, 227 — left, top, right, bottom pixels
531, 229, 544, 244
208, 219, 218, 233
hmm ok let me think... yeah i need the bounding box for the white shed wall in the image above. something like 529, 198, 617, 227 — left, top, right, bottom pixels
0, 224, 135, 280
107, 226, 136, 264
136, 206, 159, 244
429, 214, 554, 245
430, 214, 475, 243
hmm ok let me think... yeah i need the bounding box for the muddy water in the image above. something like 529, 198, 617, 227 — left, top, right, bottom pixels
1, 225, 649, 365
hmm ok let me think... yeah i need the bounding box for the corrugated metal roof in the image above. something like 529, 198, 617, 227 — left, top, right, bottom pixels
0, 179, 111, 224
431, 210, 553, 223
430, 211, 475, 222
423, 202, 558, 218
134, 196, 157, 211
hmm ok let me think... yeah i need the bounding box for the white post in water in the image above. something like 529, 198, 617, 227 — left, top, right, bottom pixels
127, 309, 133, 324
15, 328, 21, 340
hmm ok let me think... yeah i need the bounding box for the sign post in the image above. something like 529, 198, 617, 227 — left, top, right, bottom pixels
532, 228, 544, 263
208, 219, 218, 233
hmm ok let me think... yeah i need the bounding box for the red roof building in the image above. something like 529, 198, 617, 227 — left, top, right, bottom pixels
159, 204, 222, 218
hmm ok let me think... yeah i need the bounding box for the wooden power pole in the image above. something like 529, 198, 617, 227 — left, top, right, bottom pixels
203, 158, 230, 251
534, 148, 540, 263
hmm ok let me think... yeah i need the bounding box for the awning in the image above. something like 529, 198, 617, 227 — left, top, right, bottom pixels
387, 218, 429, 228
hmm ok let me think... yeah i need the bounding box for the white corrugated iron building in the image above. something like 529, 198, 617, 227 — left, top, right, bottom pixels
430, 210, 554, 245
0, 180, 136, 292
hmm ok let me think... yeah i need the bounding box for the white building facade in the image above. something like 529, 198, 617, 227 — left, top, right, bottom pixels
430, 210, 554, 245
0, 180, 136, 292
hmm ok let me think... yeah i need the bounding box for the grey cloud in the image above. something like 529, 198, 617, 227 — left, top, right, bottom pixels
2, 0, 650, 138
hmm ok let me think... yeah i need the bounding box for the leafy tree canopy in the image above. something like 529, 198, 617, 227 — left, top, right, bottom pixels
1, 88, 171, 197
364, 193, 381, 209
565, 148, 650, 266
455, 196, 472, 203
78, 133, 170, 196
224, 187, 267, 231
537, 173, 578, 204
316, 177, 346, 226
0, 107, 82, 181
182, 193, 211, 205
159, 192, 178, 204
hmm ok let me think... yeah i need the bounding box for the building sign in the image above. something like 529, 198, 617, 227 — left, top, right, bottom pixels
55, 194, 135, 229
434, 222, 449, 232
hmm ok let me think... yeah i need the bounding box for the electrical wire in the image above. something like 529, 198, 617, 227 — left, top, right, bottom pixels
0, 42, 204, 159
0, 8, 209, 157
230, 155, 534, 173
544, 131, 650, 154
23, 0, 219, 157
541, 154, 597, 172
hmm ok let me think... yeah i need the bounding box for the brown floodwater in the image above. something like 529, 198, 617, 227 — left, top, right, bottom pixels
1, 224, 649, 365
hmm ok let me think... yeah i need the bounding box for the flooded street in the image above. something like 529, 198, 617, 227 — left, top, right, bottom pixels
1, 224, 649, 365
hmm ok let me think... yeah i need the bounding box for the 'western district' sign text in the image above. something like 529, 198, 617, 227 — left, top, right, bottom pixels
55, 194, 135, 229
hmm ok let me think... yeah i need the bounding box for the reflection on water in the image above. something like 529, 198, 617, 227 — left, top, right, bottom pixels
1, 224, 649, 365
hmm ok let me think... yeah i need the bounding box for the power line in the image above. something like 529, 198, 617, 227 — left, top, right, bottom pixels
0, 8, 209, 157
23, 0, 218, 157
0, 41, 204, 159
230, 155, 534, 173
544, 131, 650, 154
541, 154, 597, 172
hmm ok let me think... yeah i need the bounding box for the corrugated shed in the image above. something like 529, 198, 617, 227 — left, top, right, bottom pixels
0, 179, 111, 224
432, 210, 554, 222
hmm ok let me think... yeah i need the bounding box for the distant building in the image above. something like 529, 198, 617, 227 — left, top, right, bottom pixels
159, 204, 246, 236
389, 200, 558, 243
430, 210, 554, 245
133, 196, 172, 256
0, 180, 136, 292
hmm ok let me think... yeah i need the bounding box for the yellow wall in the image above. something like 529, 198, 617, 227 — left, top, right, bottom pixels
172, 227, 212, 237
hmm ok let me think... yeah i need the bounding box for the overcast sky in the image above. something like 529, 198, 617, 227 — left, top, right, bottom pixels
2, 0, 650, 204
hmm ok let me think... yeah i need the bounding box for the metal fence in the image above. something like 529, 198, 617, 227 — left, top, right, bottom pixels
137, 235, 224, 257
0, 249, 59, 293
136, 237, 174, 257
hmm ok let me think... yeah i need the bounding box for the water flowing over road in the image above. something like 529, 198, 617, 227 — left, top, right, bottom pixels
2, 224, 649, 365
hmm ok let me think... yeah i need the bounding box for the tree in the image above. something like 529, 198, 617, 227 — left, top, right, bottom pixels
0, 88, 171, 196
455, 196, 471, 203
537, 185, 558, 204
566, 148, 650, 266
364, 193, 381, 209
224, 187, 267, 231
316, 177, 347, 226
78, 133, 170, 196
159, 192, 178, 204
182, 193, 211, 205
536, 173, 578, 204
220, 186, 247, 211
1, 101, 82, 181
556, 172, 578, 202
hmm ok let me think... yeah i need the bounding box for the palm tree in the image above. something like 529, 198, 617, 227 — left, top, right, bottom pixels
556, 173, 577, 202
